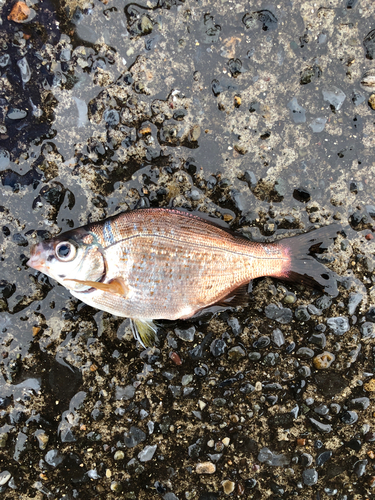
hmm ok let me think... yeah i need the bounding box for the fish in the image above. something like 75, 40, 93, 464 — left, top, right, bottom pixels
27, 208, 339, 348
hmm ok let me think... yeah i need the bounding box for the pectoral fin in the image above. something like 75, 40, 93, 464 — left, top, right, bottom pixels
131, 318, 157, 348
64, 277, 129, 296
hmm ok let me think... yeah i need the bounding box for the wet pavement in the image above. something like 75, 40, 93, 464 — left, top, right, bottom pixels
1, 0, 375, 498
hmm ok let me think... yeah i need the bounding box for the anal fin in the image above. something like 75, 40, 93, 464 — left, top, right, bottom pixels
131, 318, 157, 348
215, 284, 249, 308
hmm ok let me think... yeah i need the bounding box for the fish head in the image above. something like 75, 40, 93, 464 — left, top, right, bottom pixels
27, 229, 106, 292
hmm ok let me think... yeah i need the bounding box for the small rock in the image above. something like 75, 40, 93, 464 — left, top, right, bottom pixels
271, 329, 285, 347
45, 449, 64, 468
196, 462, 216, 474
302, 468, 318, 486
353, 459, 367, 477
313, 352, 335, 369
361, 322, 375, 339
138, 444, 157, 462
348, 293, 363, 315
322, 87, 346, 110
228, 346, 246, 360
341, 411, 358, 424
287, 97, 306, 123
222, 480, 235, 495
265, 304, 293, 324
0, 471, 11, 486
308, 417, 332, 433
210, 339, 226, 357
316, 450, 332, 466
326, 317, 349, 335
124, 427, 146, 448
175, 326, 195, 342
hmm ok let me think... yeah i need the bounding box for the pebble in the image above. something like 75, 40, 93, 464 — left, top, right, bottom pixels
353, 459, 367, 477
114, 450, 124, 460
0, 148, 10, 170
313, 352, 335, 369
348, 293, 363, 315
196, 462, 216, 474
124, 427, 146, 448
271, 329, 285, 347
253, 336, 270, 348
45, 449, 64, 468
309, 117, 327, 133
257, 447, 290, 466
316, 450, 332, 466
302, 468, 318, 486
296, 347, 314, 359
349, 397, 370, 410
0, 471, 11, 486
308, 417, 332, 433
175, 326, 195, 342
322, 87, 346, 110
287, 97, 306, 123
210, 339, 226, 357
361, 322, 375, 339
364, 29, 375, 59
326, 317, 349, 335
341, 411, 358, 424
366, 306, 375, 323
138, 444, 157, 462
265, 304, 293, 324
228, 346, 246, 360
295, 306, 310, 322
300, 453, 313, 466
222, 480, 235, 495
309, 333, 326, 348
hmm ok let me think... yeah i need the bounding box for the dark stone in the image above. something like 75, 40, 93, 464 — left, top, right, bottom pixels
296, 347, 314, 359
352, 90, 365, 106
345, 438, 362, 451
314, 373, 347, 397
210, 339, 226, 357
308, 417, 332, 433
253, 336, 270, 348
315, 295, 332, 311
326, 317, 349, 335
348, 397, 370, 410
361, 322, 375, 339
293, 187, 311, 202
124, 426, 146, 448
316, 450, 332, 466
265, 304, 292, 324
353, 459, 367, 477
211, 79, 223, 96
295, 306, 311, 322
309, 333, 326, 348
263, 352, 280, 366
341, 411, 358, 424
302, 468, 318, 486
366, 306, 375, 323
0, 280, 15, 299
364, 30, 375, 60
12, 233, 28, 246
268, 413, 294, 428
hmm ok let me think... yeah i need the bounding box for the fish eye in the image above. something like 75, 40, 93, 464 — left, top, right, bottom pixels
55, 241, 77, 262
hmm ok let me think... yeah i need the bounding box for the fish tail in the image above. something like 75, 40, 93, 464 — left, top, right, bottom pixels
276, 224, 340, 296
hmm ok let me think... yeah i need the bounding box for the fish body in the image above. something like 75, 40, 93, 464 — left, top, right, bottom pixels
27, 208, 339, 346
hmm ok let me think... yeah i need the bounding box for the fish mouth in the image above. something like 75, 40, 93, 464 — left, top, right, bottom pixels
27, 243, 49, 272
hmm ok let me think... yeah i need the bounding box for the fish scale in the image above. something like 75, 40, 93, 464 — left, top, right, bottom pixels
27, 208, 339, 347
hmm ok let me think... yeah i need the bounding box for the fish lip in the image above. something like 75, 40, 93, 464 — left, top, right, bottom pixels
27, 243, 48, 271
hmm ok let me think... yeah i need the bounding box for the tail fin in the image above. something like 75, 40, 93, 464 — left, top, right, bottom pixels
277, 224, 340, 296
